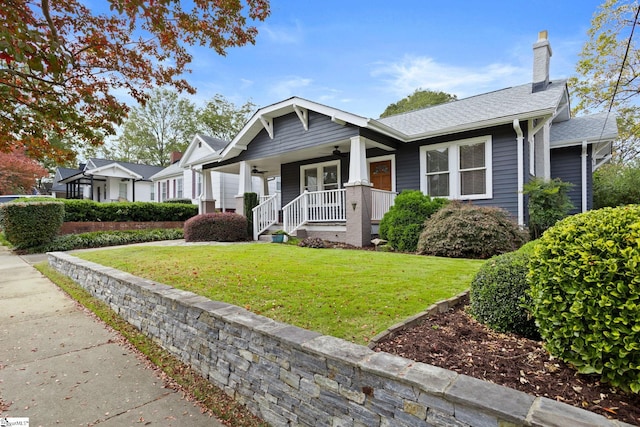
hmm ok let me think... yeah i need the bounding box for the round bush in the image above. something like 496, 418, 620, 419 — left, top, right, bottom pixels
528, 205, 640, 393
379, 190, 447, 252
184, 212, 248, 242
469, 242, 539, 339
417, 201, 528, 259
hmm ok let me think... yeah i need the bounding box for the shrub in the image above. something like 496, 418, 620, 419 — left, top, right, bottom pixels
184, 212, 248, 242
469, 242, 539, 339
528, 205, 640, 393
523, 177, 574, 239
56, 199, 197, 222
162, 198, 194, 204
23, 228, 184, 254
379, 190, 448, 252
417, 201, 528, 259
298, 237, 326, 248
593, 163, 640, 208
1, 202, 64, 249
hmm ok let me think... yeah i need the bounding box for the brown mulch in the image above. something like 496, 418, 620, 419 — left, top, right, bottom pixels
373, 305, 640, 426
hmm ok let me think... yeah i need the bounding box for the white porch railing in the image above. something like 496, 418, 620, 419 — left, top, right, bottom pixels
371, 189, 397, 221
283, 189, 346, 235
252, 194, 279, 240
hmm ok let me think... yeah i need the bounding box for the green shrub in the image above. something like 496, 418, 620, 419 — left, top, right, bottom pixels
1, 202, 64, 249
23, 228, 184, 254
163, 198, 194, 204
48, 199, 197, 222
417, 201, 528, 259
184, 213, 248, 242
379, 190, 447, 252
528, 205, 640, 393
243, 192, 259, 236
523, 177, 574, 239
469, 242, 539, 339
593, 163, 640, 208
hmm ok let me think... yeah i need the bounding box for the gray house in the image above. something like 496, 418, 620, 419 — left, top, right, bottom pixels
203, 31, 617, 247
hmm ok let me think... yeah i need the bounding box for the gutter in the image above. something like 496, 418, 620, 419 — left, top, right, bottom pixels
513, 119, 525, 227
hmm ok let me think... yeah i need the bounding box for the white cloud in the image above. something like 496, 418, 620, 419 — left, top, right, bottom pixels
371, 55, 528, 99
259, 21, 303, 44
269, 76, 313, 99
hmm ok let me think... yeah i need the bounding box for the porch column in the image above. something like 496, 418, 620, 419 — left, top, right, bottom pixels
199, 169, 216, 214
347, 136, 370, 185
345, 183, 373, 247
261, 176, 269, 197
235, 161, 253, 214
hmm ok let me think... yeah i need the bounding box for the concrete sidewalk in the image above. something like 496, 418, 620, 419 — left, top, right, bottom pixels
0, 246, 225, 426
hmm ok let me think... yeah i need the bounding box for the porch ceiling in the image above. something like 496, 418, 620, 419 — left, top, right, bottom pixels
209, 137, 394, 177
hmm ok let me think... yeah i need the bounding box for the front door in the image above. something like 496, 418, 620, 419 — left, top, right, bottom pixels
369, 160, 392, 191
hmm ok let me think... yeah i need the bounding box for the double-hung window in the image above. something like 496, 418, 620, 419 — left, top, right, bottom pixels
177, 178, 184, 199
420, 136, 492, 200
161, 181, 167, 202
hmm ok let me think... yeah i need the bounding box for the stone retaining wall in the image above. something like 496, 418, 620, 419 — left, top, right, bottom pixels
60, 221, 184, 235
48, 252, 631, 427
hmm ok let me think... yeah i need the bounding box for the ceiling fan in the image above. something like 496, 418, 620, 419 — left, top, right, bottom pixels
251, 166, 267, 174
332, 146, 347, 158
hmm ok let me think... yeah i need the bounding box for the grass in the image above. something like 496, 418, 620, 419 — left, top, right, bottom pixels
74, 243, 485, 344
35, 262, 268, 427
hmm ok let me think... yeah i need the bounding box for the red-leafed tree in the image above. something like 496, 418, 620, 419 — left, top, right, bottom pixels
0, 150, 48, 194
0, 0, 270, 163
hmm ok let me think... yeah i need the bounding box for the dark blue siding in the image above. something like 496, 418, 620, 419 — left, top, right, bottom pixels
395, 125, 520, 219
551, 146, 591, 213
280, 156, 350, 206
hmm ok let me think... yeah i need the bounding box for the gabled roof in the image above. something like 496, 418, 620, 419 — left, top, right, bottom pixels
150, 161, 183, 180
86, 158, 164, 181
179, 134, 229, 168
376, 80, 568, 139
550, 112, 618, 148
51, 167, 81, 191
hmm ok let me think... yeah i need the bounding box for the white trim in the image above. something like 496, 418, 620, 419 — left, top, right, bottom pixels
292, 104, 308, 131
259, 115, 274, 139
419, 135, 493, 200
513, 119, 525, 226
300, 160, 341, 193
581, 140, 588, 213
367, 154, 396, 192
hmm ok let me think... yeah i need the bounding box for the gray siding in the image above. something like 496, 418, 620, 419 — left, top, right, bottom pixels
395, 125, 520, 219
280, 156, 349, 207
219, 111, 359, 166
550, 145, 592, 213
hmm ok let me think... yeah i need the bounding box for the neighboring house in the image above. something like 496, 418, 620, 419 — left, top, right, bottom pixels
51, 167, 82, 198
201, 31, 617, 247
55, 159, 163, 202
151, 133, 275, 213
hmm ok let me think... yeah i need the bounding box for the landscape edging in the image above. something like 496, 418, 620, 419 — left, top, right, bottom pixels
47, 252, 633, 427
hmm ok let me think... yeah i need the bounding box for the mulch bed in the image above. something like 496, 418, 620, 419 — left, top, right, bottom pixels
373, 305, 640, 425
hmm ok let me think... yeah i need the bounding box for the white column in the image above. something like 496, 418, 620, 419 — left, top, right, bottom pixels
236, 161, 253, 196
581, 141, 588, 212
543, 122, 551, 180
347, 136, 370, 185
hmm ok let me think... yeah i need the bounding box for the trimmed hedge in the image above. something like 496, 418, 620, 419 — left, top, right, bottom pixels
1, 202, 64, 249
528, 205, 640, 393
417, 201, 528, 259
469, 242, 539, 339
379, 190, 448, 252
19, 199, 198, 222
21, 228, 184, 254
184, 212, 248, 242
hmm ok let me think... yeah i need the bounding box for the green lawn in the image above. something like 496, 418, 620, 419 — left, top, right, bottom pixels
75, 244, 485, 344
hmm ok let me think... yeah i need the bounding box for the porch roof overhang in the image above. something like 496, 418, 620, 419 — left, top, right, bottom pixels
85, 163, 144, 180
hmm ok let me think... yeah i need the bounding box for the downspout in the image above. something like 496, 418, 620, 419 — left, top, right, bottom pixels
513, 119, 525, 227
581, 140, 588, 212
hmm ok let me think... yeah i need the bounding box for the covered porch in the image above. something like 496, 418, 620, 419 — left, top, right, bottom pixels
208, 135, 397, 247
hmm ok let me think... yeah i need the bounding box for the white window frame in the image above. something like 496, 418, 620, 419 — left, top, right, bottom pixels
300, 160, 341, 192
177, 177, 184, 199
419, 135, 493, 200
161, 181, 167, 202
118, 182, 128, 200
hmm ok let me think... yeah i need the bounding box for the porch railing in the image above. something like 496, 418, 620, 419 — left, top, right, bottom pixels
252, 194, 279, 240
283, 189, 346, 235
371, 189, 397, 221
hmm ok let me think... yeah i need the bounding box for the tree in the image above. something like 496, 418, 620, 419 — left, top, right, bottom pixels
115, 88, 199, 166
379, 89, 457, 118
0, 150, 48, 194
199, 95, 256, 141
570, 0, 640, 163
0, 0, 270, 163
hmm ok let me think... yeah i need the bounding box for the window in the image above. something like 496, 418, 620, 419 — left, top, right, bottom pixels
177, 178, 184, 199
196, 173, 202, 197
119, 182, 128, 200
420, 136, 492, 200
150, 183, 155, 201
161, 181, 167, 201
300, 161, 340, 192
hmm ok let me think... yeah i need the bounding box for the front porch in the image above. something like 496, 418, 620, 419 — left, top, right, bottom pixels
252, 187, 396, 244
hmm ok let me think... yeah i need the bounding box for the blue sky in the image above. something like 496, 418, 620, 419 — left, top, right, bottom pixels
163, 1, 605, 118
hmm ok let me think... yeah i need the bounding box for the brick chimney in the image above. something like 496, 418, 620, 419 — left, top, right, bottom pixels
532, 30, 552, 93
170, 151, 183, 164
